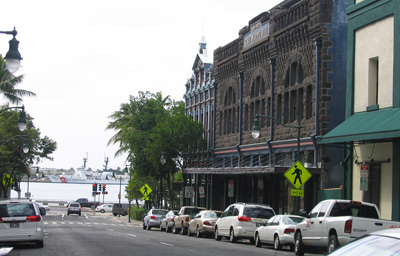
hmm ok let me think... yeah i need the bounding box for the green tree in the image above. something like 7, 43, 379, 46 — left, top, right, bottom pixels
108, 91, 205, 209
0, 56, 35, 104
0, 106, 57, 198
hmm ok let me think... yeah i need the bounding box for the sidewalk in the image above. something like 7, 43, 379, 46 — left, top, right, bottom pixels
113, 214, 143, 227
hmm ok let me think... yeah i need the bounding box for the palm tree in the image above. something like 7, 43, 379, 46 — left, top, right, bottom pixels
0, 55, 35, 104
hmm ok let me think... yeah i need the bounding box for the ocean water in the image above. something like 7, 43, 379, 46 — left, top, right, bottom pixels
10, 182, 129, 203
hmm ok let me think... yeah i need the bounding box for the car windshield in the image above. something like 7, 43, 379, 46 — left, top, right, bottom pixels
328, 234, 400, 256
0, 203, 35, 217
70, 204, 79, 207
244, 207, 275, 219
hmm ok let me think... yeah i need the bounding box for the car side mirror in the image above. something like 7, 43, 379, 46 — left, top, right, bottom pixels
298, 210, 308, 218
39, 207, 46, 216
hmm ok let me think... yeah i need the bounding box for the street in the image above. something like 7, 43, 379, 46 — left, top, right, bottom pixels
7, 206, 325, 256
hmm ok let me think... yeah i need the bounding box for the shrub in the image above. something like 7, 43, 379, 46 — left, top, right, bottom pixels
130, 206, 146, 221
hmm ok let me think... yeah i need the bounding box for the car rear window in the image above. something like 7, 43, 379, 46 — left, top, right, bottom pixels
153, 210, 168, 215
0, 203, 35, 217
244, 207, 275, 219
330, 203, 379, 219
70, 203, 80, 207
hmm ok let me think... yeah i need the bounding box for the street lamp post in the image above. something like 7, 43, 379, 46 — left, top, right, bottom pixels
0, 28, 22, 73
0, 105, 27, 131
252, 114, 303, 213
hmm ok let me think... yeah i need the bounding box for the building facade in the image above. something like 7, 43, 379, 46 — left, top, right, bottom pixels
320, 0, 400, 220
184, 0, 349, 214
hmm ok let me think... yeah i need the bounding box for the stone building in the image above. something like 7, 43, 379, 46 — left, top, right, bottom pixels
184, 0, 349, 214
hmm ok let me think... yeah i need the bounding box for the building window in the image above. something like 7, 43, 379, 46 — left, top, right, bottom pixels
368, 57, 379, 106
298, 88, 304, 121
277, 94, 282, 123
290, 90, 297, 123
244, 105, 249, 131
306, 85, 312, 119
284, 92, 289, 124
285, 62, 304, 87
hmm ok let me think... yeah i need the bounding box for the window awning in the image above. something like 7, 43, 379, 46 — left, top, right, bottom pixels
319, 108, 400, 144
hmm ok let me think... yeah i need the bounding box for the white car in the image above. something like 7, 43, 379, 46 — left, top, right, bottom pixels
0, 199, 45, 248
254, 214, 304, 251
95, 204, 113, 213
214, 203, 276, 243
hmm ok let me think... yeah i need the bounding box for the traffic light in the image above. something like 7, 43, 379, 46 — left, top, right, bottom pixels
104, 191, 108, 195
102, 184, 106, 194
98, 184, 101, 191
92, 184, 97, 192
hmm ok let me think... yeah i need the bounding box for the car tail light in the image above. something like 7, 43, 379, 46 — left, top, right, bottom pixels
344, 219, 352, 233
0, 217, 2, 223
203, 220, 211, 226
170, 218, 174, 221
238, 216, 252, 222
185, 216, 189, 222
284, 228, 295, 234
151, 216, 157, 219
26, 215, 41, 222
79, 207, 82, 210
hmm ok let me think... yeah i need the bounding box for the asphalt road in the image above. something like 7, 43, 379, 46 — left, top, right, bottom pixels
6, 206, 325, 256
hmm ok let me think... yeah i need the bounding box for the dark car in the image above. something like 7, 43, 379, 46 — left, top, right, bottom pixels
112, 203, 129, 216
67, 202, 81, 216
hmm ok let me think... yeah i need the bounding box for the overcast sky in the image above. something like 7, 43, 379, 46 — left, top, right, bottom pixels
0, 0, 281, 171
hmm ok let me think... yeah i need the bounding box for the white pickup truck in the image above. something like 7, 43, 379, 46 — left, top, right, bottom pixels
294, 199, 400, 255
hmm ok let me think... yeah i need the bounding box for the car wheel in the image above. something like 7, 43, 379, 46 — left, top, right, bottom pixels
166, 225, 171, 233
255, 232, 261, 247
328, 234, 339, 253
294, 232, 305, 256
274, 235, 282, 250
79, 212, 81, 216
67, 212, 70, 215
290, 244, 295, 251
146, 222, 151, 230
214, 227, 221, 241
143, 222, 146, 230
229, 228, 237, 243
100, 209, 105, 213
187, 226, 192, 236
196, 226, 202, 238
172, 223, 178, 234
113, 213, 117, 216
36, 240, 44, 248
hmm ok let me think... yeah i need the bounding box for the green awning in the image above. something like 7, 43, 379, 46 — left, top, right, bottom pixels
319, 108, 400, 144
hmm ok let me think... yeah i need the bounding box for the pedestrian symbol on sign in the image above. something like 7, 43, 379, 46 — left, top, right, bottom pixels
292, 165, 302, 185
284, 161, 312, 189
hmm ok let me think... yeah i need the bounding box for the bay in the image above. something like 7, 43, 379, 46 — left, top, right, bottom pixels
10, 182, 129, 204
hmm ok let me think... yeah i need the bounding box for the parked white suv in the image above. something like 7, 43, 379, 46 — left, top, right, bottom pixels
0, 199, 45, 248
214, 202, 275, 243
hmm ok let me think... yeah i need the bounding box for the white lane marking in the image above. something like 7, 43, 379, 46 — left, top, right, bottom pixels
107, 229, 114, 232
127, 234, 136, 237
160, 242, 173, 247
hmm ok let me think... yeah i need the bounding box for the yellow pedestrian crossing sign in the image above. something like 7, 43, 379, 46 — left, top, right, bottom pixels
284, 160, 312, 189
140, 184, 152, 197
